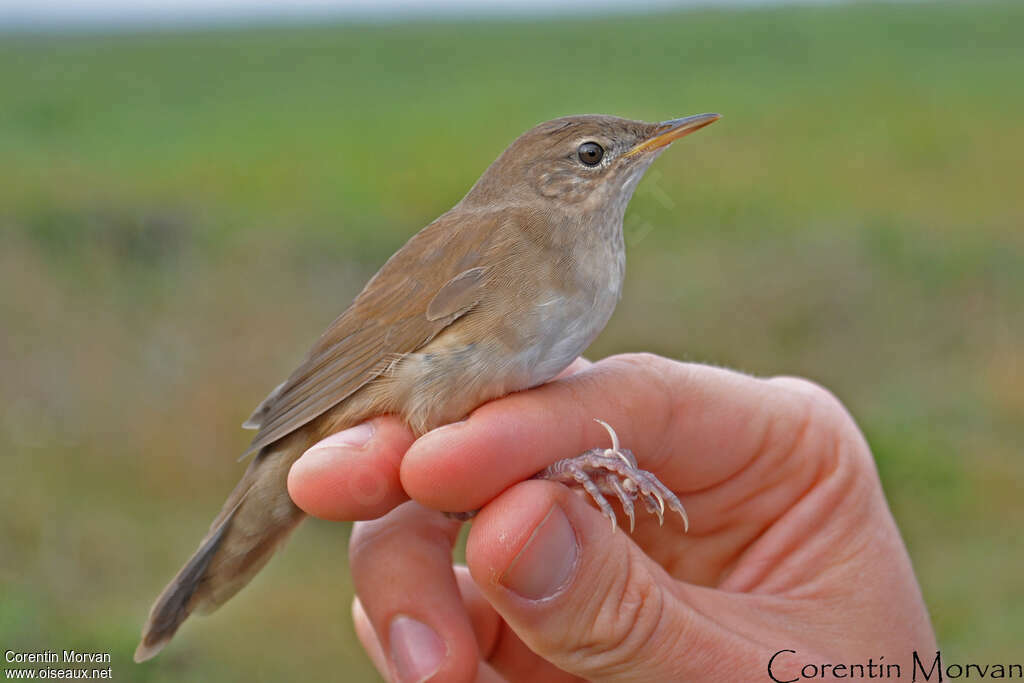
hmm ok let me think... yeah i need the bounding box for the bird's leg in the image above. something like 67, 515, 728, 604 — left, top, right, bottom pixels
533, 419, 689, 533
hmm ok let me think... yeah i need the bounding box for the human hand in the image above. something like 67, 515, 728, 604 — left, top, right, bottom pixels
288, 353, 936, 682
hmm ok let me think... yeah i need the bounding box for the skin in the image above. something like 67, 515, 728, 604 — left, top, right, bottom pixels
288, 354, 937, 682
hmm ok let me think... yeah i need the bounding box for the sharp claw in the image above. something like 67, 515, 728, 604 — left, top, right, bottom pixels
670, 500, 690, 533
594, 418, 620, 452
594, 419, 634, 467
659, 488, 689, 532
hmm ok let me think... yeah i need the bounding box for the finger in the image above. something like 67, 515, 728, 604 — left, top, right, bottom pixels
288, 415, 414, 520
466, 479, 765, 681
452, 566, 501, 656
285, 357, 591, 521
355, 596, 510, 683
353, 598, 390, 679
553, 355, 592, 379
452, 567, 583, 682
350, 501, 478, 683
401, 353, 817, 512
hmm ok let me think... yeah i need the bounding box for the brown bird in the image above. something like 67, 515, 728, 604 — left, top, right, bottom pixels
134, 112, 720, 662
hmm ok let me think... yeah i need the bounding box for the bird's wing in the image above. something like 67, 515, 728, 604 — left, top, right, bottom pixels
243, 211, 498, 453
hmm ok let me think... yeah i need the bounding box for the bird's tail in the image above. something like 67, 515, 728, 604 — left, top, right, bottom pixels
134, 439, 305, 662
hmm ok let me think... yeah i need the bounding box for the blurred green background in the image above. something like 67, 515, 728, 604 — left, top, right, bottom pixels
2, 1, 1022, 680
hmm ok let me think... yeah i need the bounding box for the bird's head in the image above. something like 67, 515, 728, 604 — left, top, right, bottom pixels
461, 113, 720, 217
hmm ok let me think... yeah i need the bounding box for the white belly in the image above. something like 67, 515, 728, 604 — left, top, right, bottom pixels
518, 287, 618, 387
386, 238, 625, 434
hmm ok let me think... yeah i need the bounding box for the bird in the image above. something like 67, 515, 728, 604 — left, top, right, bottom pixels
134, 111, 720, 662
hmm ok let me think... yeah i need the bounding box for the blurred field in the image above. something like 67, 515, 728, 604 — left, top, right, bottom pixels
2, 1, 1022, 680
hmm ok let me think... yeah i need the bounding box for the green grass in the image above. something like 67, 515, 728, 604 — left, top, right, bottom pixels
2, 2, 1023, 680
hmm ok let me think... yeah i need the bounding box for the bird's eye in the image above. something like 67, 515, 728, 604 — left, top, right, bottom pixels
577, 141, 604, 166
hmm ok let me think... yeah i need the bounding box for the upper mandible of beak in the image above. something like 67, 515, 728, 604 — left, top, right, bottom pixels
623, 113, 721, 158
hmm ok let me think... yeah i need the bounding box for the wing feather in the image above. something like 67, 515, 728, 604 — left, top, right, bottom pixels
244, 212, 497, 453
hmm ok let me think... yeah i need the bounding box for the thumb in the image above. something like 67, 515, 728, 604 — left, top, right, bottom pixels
466, 480, 743, 682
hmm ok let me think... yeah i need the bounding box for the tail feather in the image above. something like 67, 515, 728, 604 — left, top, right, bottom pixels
133, 500, 242, 662
135, 442, 305, 662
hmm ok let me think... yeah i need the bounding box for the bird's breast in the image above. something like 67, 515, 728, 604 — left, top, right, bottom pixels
384, 236, 625, 434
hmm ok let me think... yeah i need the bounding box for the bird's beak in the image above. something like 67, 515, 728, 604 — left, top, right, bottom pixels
623, 113, 721, 158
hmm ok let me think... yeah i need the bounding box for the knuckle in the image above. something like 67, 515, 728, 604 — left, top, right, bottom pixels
348, 516, 399, 564
348, 505, 455, 574
566, 555, 667, 675
770, 376, 852, 433
767, 376, 868, 474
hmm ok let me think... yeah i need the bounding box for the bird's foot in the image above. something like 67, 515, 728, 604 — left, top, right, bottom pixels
533, 419, 688, 534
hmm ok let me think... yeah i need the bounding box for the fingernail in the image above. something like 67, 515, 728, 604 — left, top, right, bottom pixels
501, 505, 579, 600
419, 418, 469, 441
389, 615, 446, 683
299, 422, 374, 460
291, 423, 376, 481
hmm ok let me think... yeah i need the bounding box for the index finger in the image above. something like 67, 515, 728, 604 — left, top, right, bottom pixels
287, 357, 593, 521
399, 353, 825, 514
